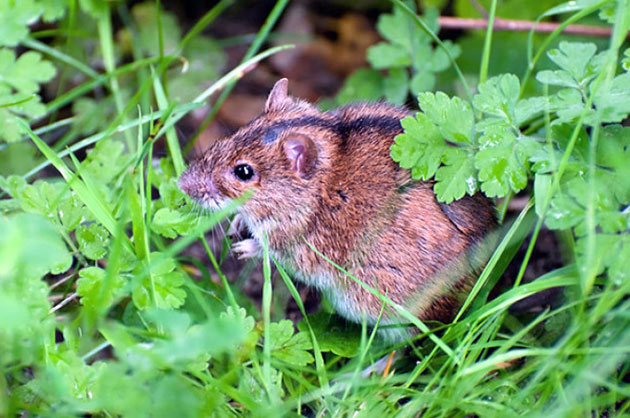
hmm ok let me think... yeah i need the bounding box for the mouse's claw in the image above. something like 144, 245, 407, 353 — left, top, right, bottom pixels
232, 238, 262, 259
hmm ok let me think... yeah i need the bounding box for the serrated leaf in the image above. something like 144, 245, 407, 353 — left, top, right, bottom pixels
159, 178, 187, 210
19, 180, 65, 223
58, 193, 88, 232
546, 42, 597, 83
514, 96, 546, 126
268, 320, 313, 367
132, 253, 186, 310
536, 70, 580, 89
417, 92, 474, 144
391, 113, 446, 180
0, 174, 26, 197
220, 306, 255, 334
151, 207, 197, 239
575, 233, 620, 280
473, 74, 520, 125
429, 41, 461, 72
376, 4, 432, 53
545, 190, 584, 231
434, 148, 477, 203
475, 125, 528, 197
76, 223, 110, 260
40, 0, 67, 21
0, 0, 42, 47
597, 124, 630, 204
549, 88, 587, 123
593, 72, 630, 123
0, 50, 57, 95
0, 49, 56, 143
77, 266, 125, 310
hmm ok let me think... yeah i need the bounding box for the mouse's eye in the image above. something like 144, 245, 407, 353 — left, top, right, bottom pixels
233, 164, 255, 181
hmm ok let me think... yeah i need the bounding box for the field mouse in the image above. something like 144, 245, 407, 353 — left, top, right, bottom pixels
179, 79, 496, 340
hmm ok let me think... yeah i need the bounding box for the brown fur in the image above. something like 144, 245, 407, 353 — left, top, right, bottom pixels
179, 79, 496, 340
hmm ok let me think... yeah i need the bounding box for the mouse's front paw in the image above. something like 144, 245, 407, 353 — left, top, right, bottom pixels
232, 238, 262, 260
227, 214, 247, 238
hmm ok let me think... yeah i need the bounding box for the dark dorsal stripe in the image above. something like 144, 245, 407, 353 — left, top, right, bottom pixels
260, 114, 403, 144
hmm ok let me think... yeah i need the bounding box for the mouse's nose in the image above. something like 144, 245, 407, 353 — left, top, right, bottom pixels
178, 166, 217, 201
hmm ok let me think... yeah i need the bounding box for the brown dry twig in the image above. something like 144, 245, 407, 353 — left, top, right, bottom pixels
438, 16, 612, 38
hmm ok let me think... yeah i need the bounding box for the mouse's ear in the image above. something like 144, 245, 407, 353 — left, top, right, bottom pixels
283, 134, 318, 179
265, 78, 292, 113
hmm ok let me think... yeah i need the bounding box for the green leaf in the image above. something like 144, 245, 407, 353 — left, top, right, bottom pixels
19, 180, 66, 223
622, 48, 630, 72
129, 2, 181, 56
597, 125, 630, 204
545, 189, 584, 231
534, 173, 552, 218
76, 266, 125, 310
76, 223, 110, 260
159, 178, 187, 210
434, 148, 477, 203
473, 74, 520, 125
391, 113, 447, 180
0, 49, 56, 143
549, 88, 587, 124
40, 0, 67, 22
546, 42, 599, 85
334, 68, 384, 105
367, 43, 411, 69
71, 97, 117, 135
575, 233, 620, 280
536, 69, 580, 89
58, 194, 88, 232
0, 50, 56, 95
0, 1, 42, 47
167, 37, 226, 103
0, 213, 69, 365
383, 68, 409, 105
428, 41, 461, 72
593, 72, 630, 123
268, 320, 314, 367
132, 253, 186, 310
475, 125, 529, 197
82, 138, 128, 185
608, 235, 630, 284
77, 0, 107, 19
410, 70, 436, 94
151, 207, 197, 239
376, 4, 431, 53
417, 91, 474, 144
297, 312, 360, 358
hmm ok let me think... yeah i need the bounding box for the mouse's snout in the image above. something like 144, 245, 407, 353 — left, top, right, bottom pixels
178, 165, 218, 202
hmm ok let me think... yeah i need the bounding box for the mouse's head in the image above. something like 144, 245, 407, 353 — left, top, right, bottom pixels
179, 79, 335, 237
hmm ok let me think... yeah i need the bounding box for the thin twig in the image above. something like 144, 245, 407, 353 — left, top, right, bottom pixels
438, 16, 613, 37
49, 272, 76, 290
50, 293, 79, 313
